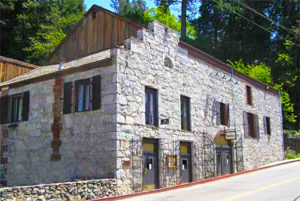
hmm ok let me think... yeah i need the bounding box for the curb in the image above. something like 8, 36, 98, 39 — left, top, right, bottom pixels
91, 159, 300, 201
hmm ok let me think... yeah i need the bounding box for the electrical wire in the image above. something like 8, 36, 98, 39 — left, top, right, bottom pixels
211, 0, 300, 47
233, 0, 298, 35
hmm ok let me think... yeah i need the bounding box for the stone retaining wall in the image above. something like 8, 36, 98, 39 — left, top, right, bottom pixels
0, 179, 117, 201
284, 135, 300, 153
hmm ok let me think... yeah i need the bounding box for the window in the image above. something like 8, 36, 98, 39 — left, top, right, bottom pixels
243, 112, 259, 139
63, 75, 101, 114
247, 113, 255, 138
145, 87, 158, 126
217, 102, 230, 126
246, 85, 253, 105
76, 79, 90, 112
0, 91, 30, 124
11, 94, 22, 122
181, 96, 191, 131
264, 116, 271, 135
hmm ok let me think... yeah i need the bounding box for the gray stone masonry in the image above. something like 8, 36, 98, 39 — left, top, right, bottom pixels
0, 55, 118, 186
114, 21, 283, 193
0, 21, 283, 195
0, 178, 116, 201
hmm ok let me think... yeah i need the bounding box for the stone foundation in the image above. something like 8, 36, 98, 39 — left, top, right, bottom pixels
0, 179, 117, 201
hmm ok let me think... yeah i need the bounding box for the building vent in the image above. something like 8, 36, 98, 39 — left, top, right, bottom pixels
164, 57, 173, 68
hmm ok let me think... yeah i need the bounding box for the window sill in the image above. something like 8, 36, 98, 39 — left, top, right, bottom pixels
7, 123, 19, 130
63, 108, 101, 115
181, 129, 192, 133
145, 124, 159, 129
245, 136, 259, 140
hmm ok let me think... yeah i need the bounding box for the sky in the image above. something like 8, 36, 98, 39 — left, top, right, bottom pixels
84, 0, 181, 16
85, 0, 157, 12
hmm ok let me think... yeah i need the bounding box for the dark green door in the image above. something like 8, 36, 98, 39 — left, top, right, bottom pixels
216, 145, 232, 176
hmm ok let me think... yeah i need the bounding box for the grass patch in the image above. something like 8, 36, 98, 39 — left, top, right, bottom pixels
284, 130, 300, 138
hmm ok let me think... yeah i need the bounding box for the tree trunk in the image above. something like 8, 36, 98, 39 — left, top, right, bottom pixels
181, 0, 187, 40
161, 0, 168, 13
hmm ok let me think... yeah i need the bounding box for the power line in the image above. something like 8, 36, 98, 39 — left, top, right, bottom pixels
233, 0, 298, 36
211, 0, 300, 47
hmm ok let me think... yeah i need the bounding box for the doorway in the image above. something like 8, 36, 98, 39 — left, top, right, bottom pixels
142, 138, 159, 190
180, 142, 192, 183
215, 132, 233, 176
216, 145, 232, 176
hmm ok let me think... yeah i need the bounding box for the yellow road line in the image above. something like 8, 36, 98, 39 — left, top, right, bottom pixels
220, 176, 300, 201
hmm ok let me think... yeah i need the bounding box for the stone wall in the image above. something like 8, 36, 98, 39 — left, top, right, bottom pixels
0, 179, 117, 201
114, 21, 284, 193
0, 52, 118, 186
284, 135, 300, 153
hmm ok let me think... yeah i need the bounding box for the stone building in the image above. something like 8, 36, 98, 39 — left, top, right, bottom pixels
0, 6, 283, 194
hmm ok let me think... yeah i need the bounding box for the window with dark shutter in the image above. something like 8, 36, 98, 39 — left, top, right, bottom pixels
246, 112, 259, 139
92, 75, 101, 110
63, 82, 72, 114
0, 96, 9, 124
10, 94, 22, 122
181, 95, 191, 131
246, 85, 253, 105
243, 111, 248, 138
255, 114, 260, 139
247, 113, 255, 138
218, 102, 230, 126
226, 104, 230, 127
65, 75, 101, 114
145, 87, 158, 126
264, 116, 271, 135
22, 91, 30, 121
216, 101, 220, 125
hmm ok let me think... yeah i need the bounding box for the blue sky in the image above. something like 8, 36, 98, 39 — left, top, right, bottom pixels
85, 0, 156, 12
84, 0, 181, 16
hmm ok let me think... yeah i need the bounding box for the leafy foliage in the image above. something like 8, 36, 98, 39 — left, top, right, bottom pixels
0, 0, 84, 64
228, 58, 296, 124
285, 148, 300, 160
190, 0, 299, 128
273, 83, 296, 124
23, 0, 84, 64
111, 0, 147, 24
227, 59, 272, 85
142, 6, 196, 38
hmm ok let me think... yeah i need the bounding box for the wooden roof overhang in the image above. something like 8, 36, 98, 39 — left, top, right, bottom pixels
0, 56, 39, 69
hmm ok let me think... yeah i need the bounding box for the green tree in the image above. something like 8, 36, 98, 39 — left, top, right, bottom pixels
23, 0, 84, 64
227, 59, 272, 85
143, 6, 196, 38
228, 58, 296, 126
0, 0, 84, 64
111, 0, 147, 24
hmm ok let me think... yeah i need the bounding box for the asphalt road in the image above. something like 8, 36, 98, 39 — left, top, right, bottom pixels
122, 161, 300, 201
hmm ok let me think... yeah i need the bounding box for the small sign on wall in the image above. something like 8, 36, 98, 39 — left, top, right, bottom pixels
225, 129, 236, 140
166, 155, 177, 169
161, 119, 169, 125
